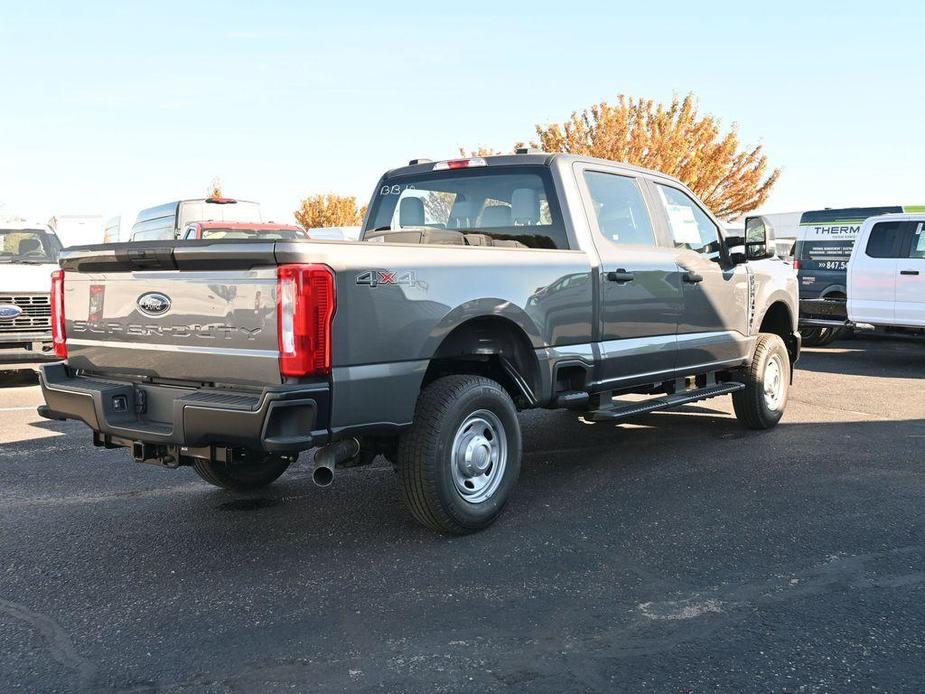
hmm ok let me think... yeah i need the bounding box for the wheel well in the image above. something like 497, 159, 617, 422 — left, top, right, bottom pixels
423, 317, 540, 409
759, 302, 798, 362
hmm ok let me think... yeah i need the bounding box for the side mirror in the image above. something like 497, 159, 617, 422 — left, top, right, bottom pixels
742, 216, 775, 261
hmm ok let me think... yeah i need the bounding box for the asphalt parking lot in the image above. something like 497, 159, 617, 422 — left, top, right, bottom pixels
1, 338, 923, 693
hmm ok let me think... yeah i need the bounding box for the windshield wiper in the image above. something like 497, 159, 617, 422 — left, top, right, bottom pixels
12, 258, 53, 264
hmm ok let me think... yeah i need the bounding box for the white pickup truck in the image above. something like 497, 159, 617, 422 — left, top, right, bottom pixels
846, 214, 925, 337
0, 224, 63, 371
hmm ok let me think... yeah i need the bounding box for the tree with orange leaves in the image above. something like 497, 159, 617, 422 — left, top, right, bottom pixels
532, 94, 779, 219
294, 194, 367, 228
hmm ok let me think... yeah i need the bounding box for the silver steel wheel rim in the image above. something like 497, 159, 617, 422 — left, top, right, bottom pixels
451, 409, 507, 504
763, 354, 785, 411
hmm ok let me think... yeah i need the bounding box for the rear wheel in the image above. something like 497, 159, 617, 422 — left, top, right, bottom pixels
397, 375, 522, 534
192, 450, 292, 491
732, 333, 791, 430
801, 326, 838, 347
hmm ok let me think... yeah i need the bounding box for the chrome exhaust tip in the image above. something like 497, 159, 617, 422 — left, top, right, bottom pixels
310, 438, 360, 488
312, 464, 335, 487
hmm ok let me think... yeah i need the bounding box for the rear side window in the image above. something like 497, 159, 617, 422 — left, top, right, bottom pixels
583, 171, 656, 247
865, 222, 903, 258
656, 184, 722, 261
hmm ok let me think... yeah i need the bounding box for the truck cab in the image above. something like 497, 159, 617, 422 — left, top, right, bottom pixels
0, 225, 63, 371
847, 214, 925, 334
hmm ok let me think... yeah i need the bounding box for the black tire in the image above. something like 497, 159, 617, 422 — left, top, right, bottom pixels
192, 450, 291, 491
732, 333, 791, 430
802, 326, 837, 347
396, 375, 522, 534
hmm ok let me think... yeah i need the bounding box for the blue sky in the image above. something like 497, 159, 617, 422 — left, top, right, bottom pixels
1, 1, 923, 226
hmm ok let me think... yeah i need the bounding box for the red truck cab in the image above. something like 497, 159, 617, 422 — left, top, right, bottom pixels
180, 221, 307, 240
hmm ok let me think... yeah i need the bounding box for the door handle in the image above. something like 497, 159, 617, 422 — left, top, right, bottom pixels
607, 269, 635, 283
682, 271, 704, 284
900, 269, 920, 276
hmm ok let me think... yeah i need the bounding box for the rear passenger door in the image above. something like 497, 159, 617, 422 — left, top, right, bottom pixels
576, 166, 682, 388
648, 182, 751, 373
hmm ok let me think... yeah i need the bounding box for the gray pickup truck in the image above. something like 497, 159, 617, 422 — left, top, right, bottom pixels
38, 152, 800, 533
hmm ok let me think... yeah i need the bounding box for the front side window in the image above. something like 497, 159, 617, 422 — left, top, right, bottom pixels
583, 171, 656, 247
865, 221, 903, 258
365, 166, 568, 249
656, 184, 722, 261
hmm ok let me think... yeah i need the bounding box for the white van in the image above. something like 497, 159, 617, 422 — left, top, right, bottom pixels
847, 214, 925, 335
130, 198, 261, 241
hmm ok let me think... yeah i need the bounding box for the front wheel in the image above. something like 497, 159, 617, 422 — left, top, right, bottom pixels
397, 375, 522, 534
732, 333, 791, 430
192, 450, 292, 491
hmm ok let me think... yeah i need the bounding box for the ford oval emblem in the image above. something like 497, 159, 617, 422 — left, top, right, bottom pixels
0, 304, 22, 319
137, 292, 171, 316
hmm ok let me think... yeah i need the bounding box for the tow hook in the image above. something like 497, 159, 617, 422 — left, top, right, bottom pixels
311, 438, 360, 487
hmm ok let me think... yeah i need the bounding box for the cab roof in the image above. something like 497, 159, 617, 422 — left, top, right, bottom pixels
383, 152, 682, 185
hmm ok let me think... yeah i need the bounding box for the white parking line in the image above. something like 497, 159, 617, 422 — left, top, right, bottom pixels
0, 407, 39, 412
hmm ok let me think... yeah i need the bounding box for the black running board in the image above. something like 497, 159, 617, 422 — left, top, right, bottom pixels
585, 383, 745, 422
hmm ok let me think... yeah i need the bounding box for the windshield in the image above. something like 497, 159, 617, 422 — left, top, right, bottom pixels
364, 166, 568, 249
0, 229, 62, 264
179, 200, 262, 227
199, 228, 305, 240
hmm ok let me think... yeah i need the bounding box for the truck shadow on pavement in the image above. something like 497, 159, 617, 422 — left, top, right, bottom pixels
159, 406, 925, 544
0, 370, 39, 388
798, 337, 925, 379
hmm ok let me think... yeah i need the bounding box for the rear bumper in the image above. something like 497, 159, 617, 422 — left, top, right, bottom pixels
38, 363, 329, 455
0, 337, 57, 370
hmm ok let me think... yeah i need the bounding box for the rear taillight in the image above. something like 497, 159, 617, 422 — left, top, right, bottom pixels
792, 259, 801, 271
50, 269, 67, 359
277, 264, 336, 377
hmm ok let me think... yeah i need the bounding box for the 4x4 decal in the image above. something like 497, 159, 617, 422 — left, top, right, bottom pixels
355, 270, 420, 288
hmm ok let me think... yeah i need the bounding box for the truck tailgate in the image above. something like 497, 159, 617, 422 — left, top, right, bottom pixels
59, 241, 283, 387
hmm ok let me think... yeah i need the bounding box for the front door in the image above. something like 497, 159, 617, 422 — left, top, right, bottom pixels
853, 220, 903, 324
576, 167, 682, 388
649, 182, 751, 374
896, 221, 925, 327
